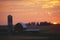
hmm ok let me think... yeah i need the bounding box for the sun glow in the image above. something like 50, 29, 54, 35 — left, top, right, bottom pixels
52, 22, 58, 24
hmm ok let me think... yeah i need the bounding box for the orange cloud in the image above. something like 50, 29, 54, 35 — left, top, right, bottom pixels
42, 0, 60, 8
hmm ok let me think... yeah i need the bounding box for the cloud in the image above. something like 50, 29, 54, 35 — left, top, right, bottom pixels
41, 0, 60, 8
0, 0, 24, 1
0, 0, 60, 8
0, 0, 60, 25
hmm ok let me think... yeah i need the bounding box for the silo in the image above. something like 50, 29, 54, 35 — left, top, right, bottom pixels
8, 15, 13, 32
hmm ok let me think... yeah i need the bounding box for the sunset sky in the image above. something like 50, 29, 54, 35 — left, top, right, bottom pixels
0, 0, 60, 25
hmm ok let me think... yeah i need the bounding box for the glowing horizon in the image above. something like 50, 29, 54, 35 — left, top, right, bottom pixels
0, 0, 60, 25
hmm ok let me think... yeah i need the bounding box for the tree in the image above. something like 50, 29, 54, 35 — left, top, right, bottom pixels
40, 22, 52, 26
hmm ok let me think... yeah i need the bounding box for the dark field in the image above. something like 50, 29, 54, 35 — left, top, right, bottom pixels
0, 25, 60, 40
0, 32, 60, 40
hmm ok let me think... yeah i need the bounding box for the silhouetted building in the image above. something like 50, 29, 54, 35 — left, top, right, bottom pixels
14, 23, 27, 32
0, 25, 8, 32
25, 23, 31, 26
30, 22, 36, 26
8, 15, 13, 32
